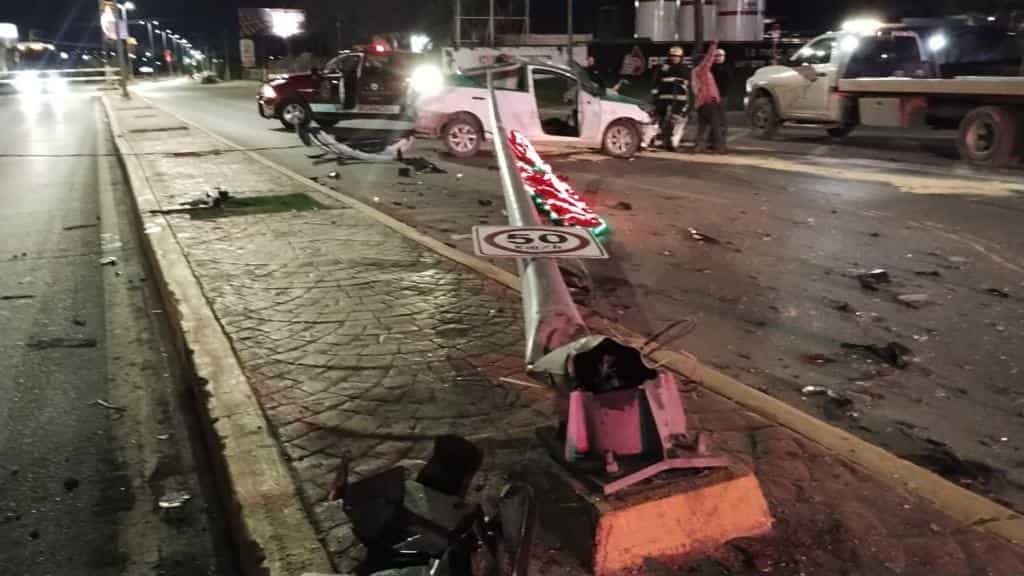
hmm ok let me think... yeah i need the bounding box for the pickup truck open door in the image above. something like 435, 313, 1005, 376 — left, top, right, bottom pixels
786, 36, 840, 120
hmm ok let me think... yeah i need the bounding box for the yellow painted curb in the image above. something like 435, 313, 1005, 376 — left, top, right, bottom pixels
135, 90, 1024, 546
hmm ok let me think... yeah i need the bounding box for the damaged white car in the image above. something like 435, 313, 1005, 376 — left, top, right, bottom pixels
412, 60, 657, 158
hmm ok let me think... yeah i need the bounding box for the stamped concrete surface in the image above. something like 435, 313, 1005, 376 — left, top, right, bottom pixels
108, 93, 1024, 576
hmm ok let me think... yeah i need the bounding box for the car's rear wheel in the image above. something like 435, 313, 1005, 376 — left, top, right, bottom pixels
443, 113, 482, 158
957, 106, 1018, 167
603, 119, 641, 158
826, 124, 855, 139
278, 101, 311, 130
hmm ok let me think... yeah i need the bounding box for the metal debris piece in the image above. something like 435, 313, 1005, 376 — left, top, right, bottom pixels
157, 491, 192, 509
94, 399, 127, 412
63, 223, 99, 231
687, 228, 721, 244
857, 269, 891, 291
478, 198, 494, 207
156, 434, 171, 440
99, 257, 118, 266
327, 171, 340, 179
801, 386, 829, 396
449, 233, 472, 241
914, 270, 942, 277
896, 293, 930, 308
803, 353, 837, 365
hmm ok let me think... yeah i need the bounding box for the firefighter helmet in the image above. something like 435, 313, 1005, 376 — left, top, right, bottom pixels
668, 46, 684, 57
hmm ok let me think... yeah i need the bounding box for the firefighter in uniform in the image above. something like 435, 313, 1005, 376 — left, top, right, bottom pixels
651, 45, 692, 151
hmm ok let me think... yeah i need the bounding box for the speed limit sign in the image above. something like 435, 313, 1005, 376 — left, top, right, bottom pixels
472, 226, 608, 259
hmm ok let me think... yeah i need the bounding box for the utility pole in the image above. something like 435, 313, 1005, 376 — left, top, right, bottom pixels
694, 0, 705, 48
116, 6, 129, 97
566, 0, 573, 64
489, 0, 495, 46
223, 35, 232, 80
146, 20, 155, 63
454, 0, 461, 47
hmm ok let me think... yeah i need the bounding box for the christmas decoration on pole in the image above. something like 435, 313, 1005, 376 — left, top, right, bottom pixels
507, 129, 609, 238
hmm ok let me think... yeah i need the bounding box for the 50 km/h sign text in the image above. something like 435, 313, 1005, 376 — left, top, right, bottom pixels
472, 226, 609, 259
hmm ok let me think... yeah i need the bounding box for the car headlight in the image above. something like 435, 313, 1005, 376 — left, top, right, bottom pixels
745, 78, 753, 94
409, 64, 444, 98
260, 84, 277, 99
14, 71, 42, 93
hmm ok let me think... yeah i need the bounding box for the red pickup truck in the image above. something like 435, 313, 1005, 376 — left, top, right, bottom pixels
258, 49, 428, 129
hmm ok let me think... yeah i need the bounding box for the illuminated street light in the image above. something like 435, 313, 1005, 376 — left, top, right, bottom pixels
271, 10, 303, 38
123, 1, 136, 11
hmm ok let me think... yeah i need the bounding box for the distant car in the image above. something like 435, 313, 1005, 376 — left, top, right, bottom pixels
258, 49, 429, 130
413, 60, 657, 158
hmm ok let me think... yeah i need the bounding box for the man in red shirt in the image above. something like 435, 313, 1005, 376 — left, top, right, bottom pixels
692, 40, 726, 153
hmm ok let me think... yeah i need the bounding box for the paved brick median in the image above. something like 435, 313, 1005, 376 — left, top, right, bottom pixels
110, 96, 1024, 576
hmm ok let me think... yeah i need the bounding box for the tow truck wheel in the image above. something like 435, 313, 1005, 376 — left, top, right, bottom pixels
957, 106, 1018, 167
603, 120, 641, 159
443, 113, 482, 158
278, 101, 311, 130
749, 95, 780, 140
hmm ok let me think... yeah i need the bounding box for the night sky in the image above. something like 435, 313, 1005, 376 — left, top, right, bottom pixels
0, 0, 1009, 49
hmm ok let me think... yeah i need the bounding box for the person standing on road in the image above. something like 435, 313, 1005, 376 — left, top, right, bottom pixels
693, 40, 726, 154
711, 48, 732, 143
651, 46, 692, 151
584, 55, 605, 90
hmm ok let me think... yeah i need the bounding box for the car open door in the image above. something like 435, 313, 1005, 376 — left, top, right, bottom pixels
312, 53, 363, 115
529, 66, 584, 145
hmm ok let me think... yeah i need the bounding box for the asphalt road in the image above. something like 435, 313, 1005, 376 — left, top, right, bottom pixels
137, 79, 1024, 512
0, 87, 236, 575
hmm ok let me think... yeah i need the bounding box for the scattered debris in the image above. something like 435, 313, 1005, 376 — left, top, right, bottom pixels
478, 199, 494, 207
985, 288, 1011, 298
896, 293, 931, 308
143, 224, 161, 235
800, 386, 829, 396
372, 196, 381, 203
94, 399, 127, 412
169, 149, 223, 158
27, 337, 98, 350
914, 270, 942, 277
402, 156, 446, 174
803, 353, 837, 366
398, 167, 412, 178
29, 529, 39, 540
62, 223, 98, 231
63, 477, 79, 492
869, 232, 881, 237
841, 341, 913, 369
612, 201, 633, 211
823, 393, 856, 421
857, 269, 891, 291
99, 257, 118, 266
327, 171, 340, 179
499, 376, 549, 391
457, 172, 465, 179
0, 294, 35, 301
156, 434, 171, 440
449, 233, 472, 241
157, 491, 192, 509
829, 300, 856, 314
687, 228, 721, 244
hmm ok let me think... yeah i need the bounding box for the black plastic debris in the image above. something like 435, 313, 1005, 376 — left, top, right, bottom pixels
841, 341, 913, 369
478, 199, 494, 207
415, 435, 483, 498
401, 156, 447, 174
612, 201, 633, 211
857, 269, 891, 291
985, 288, 1011, 298
914, 270, 942, 278
398, 167, 412, 178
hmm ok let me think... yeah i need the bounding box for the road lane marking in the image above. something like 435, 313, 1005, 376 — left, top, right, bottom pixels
644, 150, 1024, 197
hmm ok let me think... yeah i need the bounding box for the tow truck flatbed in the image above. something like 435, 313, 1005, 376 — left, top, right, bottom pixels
838, 76, 1024, 96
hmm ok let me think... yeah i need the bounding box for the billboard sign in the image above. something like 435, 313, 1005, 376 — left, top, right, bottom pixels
239, 38, 256, 68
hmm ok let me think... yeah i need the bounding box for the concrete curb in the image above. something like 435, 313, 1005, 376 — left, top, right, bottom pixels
100, 94, 334, 576
132, 92, 1024, 546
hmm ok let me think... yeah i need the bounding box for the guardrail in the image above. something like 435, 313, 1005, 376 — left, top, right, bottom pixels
0, 67, 122, 86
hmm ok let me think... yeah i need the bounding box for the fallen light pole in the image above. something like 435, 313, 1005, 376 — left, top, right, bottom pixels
485, 64, 772, 574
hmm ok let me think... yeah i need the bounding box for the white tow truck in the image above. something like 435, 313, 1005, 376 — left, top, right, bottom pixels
745, 19, 1024, 166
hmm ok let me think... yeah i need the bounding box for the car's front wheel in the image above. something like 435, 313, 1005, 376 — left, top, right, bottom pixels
603, 119, 641, 158
278, 101, 311, 130
749, 95, 780, 140
442, 113, 482, 158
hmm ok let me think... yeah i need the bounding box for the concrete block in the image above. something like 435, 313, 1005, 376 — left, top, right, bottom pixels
524, 455, 773, 575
